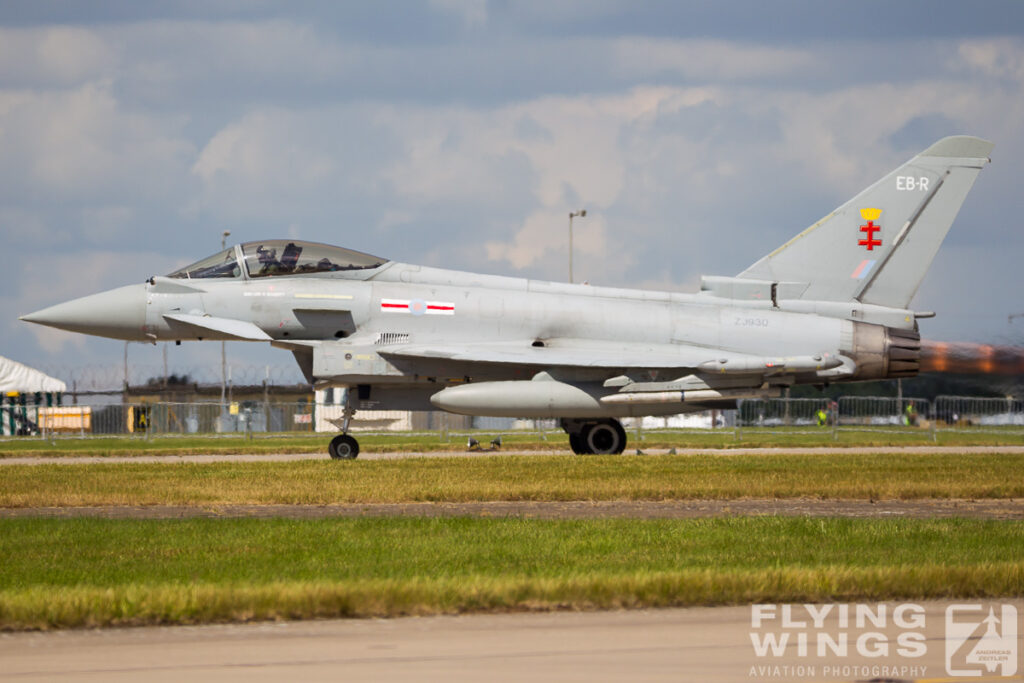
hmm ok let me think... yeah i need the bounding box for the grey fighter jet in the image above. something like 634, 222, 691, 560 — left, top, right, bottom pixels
21, 136, 993, 458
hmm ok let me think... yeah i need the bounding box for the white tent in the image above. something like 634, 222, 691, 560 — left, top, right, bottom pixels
0, 355, 66, 394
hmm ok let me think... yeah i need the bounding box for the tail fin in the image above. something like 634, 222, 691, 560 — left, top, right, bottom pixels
739, 136, 993, 308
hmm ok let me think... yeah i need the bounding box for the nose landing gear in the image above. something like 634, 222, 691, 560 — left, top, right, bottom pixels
327, 393, 360, 460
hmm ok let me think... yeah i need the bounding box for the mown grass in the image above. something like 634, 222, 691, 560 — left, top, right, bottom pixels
2, 452, 1024, 506
1, 427, 1021, 457
1, 517, 1022, 629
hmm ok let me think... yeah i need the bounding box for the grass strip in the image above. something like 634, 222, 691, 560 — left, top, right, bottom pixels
2, 452, 1024, 506
2, 428, 1022, 457
1, 517, 1022, 629
5, 566, 1024, 630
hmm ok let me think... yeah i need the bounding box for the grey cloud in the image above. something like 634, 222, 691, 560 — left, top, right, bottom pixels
1, 7, 1022, 373
0, 26, 117, 86
0, 82, 195, 206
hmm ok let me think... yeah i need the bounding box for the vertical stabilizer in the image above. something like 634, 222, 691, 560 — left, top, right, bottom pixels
739, 136, 993, 308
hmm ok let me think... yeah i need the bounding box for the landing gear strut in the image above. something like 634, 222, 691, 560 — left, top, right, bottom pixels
327, 390, 360, 460
561, 418, 627, 455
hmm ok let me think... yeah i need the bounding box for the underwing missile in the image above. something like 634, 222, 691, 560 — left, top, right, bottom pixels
599, 387, 782, 405
697, 354, 842, 374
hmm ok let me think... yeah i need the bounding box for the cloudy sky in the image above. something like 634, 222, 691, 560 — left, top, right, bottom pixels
2, 1, 1023, 388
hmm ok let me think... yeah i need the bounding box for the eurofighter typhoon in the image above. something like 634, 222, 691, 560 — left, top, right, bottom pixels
21, 136, 993, 458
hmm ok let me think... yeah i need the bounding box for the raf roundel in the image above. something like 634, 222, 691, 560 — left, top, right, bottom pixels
380, 298, 456, 316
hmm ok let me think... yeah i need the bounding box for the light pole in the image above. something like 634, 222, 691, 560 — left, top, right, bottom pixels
568, 209, 586, 283
220, 231, 231, 409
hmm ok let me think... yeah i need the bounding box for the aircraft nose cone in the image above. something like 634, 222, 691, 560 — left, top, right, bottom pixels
20, 284, 149, 341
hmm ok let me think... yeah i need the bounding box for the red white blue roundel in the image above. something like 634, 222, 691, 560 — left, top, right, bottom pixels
380, 298, 455, 315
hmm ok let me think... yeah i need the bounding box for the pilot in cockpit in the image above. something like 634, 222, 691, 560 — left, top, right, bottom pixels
280, 242, 303, 271
255, 245, 280, 274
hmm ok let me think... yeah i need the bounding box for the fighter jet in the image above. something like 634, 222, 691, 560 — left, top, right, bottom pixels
21, 136, 993, 458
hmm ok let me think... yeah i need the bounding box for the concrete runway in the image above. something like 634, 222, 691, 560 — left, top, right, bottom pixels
3, 602, 1021, 683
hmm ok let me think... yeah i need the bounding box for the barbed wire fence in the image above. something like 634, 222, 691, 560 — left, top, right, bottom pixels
36, 363, 308, 394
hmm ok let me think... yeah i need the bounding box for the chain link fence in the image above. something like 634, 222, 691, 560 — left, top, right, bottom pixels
30, 402, 320, 438
23, 402, 551, 440
3, 395, 1022, 442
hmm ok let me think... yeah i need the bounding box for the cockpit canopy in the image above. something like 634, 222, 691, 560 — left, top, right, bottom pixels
167, 240, 388, 280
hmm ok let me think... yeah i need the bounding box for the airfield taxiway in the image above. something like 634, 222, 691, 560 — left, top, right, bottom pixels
3, 444, 1024, 466
4, 601, 1020, 683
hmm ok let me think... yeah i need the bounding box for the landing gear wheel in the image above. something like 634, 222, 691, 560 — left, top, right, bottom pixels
568, 433, 590, 455
583, 420, 626, 455
328, 434, 360, 460
563, 419, 627, 455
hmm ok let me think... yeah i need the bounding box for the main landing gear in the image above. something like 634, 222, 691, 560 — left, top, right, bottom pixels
561, 418, 627, 455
